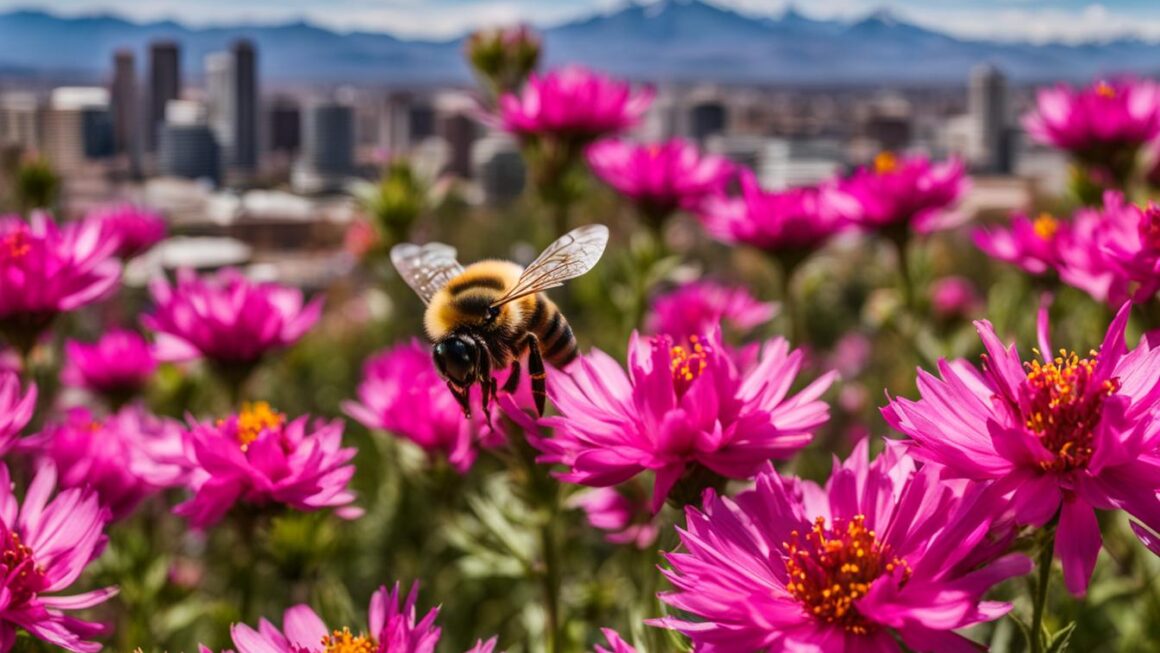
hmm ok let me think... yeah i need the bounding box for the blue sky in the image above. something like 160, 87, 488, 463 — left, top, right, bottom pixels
8, 0, 1160, 42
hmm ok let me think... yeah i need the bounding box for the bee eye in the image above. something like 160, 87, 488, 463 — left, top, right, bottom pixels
485, 306, 500, 322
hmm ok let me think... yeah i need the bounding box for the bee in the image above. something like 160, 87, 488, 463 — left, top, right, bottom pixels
391, 224, 609, 418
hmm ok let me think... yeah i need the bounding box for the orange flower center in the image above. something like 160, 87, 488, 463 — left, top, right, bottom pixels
1023, 350, 1119, 472
231, 401, 285, 451
1, 531, 47, 607
669, 335, 711, 397
1096, 81, 1117, 99
783, 515, 909, 635
0, 229, 30, 260
321, 628, 376, 653
1033, 213, 1059, 240
873, 151, 898, 175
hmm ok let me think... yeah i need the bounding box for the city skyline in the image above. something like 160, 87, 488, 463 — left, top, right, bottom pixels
7, 0, 1160, 44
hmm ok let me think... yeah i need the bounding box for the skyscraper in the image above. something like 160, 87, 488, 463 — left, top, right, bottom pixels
267, 97, 301, 154
147, 41, 181, 153
205, 40, 259, 173
293, 101, 354, 193
969, 63, 1009, 174
110, 50, 137, 161
158, 100, 220, 185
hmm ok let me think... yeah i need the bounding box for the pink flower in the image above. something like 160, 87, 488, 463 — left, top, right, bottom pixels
883, 303, 1160, 595
0, 213, 120, 352
1023, 79, 1160, 157
586, 138, 732, 218
1051, 191, 1159, 305
144, 268, 322, 365
653, 442, 1031, 652
343, 339, 503, 473
973, 212, 1069, 275
499, 66, 653, 141
536, 328, 835, 511
0, 371, 35, 456
595, 629, 636, 653
645, 280, 776, 339
568, 487, 658, 549
174, 402, 360, 529
696, 168, 853, 254
26, 406, 186, 520
840, 153, 968, 235
225, 581, 496, 653
0, 463, 116, 652
88, 204, 166, 259
63, 329, 157, 402
930, 276, 981, 320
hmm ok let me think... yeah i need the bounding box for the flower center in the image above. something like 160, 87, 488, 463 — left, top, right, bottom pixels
232, 401, 286, 451
873, 151, 898, 175
1, 531, 47, 607
782, 514, 909, 635
321, 628, 376, 653
1096, 81, 1117, 99
1033, 213, 1059, 240
0, 229, 30, 261
1022, 350, 1120, 472
669, 335, 711, 397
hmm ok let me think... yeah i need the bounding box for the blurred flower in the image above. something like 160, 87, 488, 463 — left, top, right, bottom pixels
840, 152, 968, 235
466, 24, 541, 97
645, 280, 776, 340
696, 168, 852, 255
569, 487, 658, 549
88, 204, 166, 260
357, 159, 427, 248
345, 218, 381, 260
0, 463, 116, 652
930, 276, 981, 319
499, 66, 653, 142
0, 371, 35, 456
1024, 79, 1160, 186
175, 402, 360, 529
595, 629, 636, 653
63, 329, 157, 406
344, 339, 502, 473
26, 405, 186, 520
586, 138, 732, 225
537, 329, 835, 511
883, 303, 1160, 595
1054, 191, 1159, 305
973, 212, 1069, 276
826, 331, 872, 378
0, 212, 120, 354
144, 268, 322, 366
224, 581, 496, 653
653, 441, 1030, 652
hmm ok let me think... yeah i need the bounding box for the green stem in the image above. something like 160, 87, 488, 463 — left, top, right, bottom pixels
771, 250, 806, 345
891, 235, 915, 314
539, 509, 562, 653
1030, 529, 1055, 653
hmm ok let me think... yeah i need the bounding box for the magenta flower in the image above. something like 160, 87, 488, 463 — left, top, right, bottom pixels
973, 212, 1069, 275
569, 487, 658, 549
144, 268, 322, 365
696, 168, 853, 255
645, 280, 776, 340
174, 402, 360, 529
586, 138, 732, 221
499, 66, 653, 141
929, 276, 981, 320
654, 442, 1030, 652
595, 629, 636, 653
0, 371, 35, 456
0, 213, 120, 353
226, 581, 496, 653
883, 303, 1160, 595
840, 152, 968, 235
1023, 79, 1160, 160
536, 328, 835, 511
88, 204, 166, 259
344, 339, 505, 473
26, 406, 186, 520
1132, 521, 1160, 557
0, 463, 116, 652
63, 329, 157, 404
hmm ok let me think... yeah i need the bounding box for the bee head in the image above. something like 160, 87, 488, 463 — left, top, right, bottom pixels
433, 336, 479, 386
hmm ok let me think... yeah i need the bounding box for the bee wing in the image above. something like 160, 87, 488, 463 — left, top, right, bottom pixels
491, 225, 610, 307
390, 242, 465, 305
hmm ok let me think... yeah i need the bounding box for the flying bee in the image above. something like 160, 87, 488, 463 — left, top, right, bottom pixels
390, 224, 609, 418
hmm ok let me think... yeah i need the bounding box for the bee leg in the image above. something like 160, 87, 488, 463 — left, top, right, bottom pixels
477, 342, 496, 429
526, 333, 547, 416
448, 382, 472, 419
503, 360, 522, 394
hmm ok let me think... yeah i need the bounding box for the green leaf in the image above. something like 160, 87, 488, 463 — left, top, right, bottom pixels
1045, 622, 1077, 653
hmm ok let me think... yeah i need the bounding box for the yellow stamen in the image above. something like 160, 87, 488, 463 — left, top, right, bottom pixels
1096, 81, 1116, 99
321, 628, 376, 653
874, 151, 898, 175
1033, 213, 1058, 240
230, 401, 285, 451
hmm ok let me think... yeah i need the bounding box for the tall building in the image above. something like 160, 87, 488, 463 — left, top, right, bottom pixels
293, 101, 354, 193
147, 41, 181, 153
110, 50, 138, 161
473, 134, 524, 205
0, 92, 41, 151
969, 64, 1009, 173
158, 100, 220, 185
267, 97, 301, 154
204, 40, 259, 172
438, 112, 477, 179
690, 101, 727, 143
44, 87, 112, 173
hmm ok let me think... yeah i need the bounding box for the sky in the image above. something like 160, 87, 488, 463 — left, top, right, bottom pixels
8, 0, 1160, 43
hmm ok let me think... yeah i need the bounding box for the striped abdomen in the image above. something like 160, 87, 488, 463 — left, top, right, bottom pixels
524, 293, 577, 368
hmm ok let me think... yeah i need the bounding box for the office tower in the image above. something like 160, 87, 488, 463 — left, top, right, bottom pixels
147, 41, 181, 152
110, 49, 137, 159
205, 52, 235, 160
408, 104, 436, 143
969, 63, 1009, 173
267, 97, 300, 154
0, 92, 41, 151
690, 101, 727, 143
293, 101, 354, 193
158, 100, 220, 185
44, 87, 112, 172
472, 134, 524, 205
205, 40, 258, 172
438, 112, 476, 179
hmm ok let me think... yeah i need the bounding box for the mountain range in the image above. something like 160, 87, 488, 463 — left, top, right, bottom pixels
2, 0, 1160, 85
